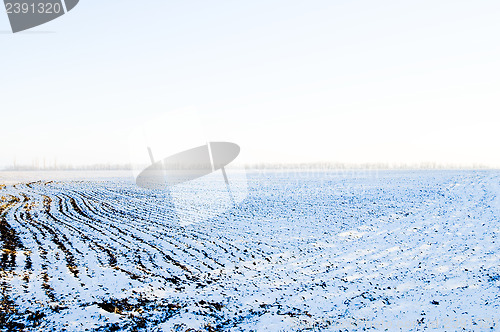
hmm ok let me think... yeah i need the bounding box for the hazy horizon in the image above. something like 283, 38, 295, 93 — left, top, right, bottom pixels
1, 161, 498, 171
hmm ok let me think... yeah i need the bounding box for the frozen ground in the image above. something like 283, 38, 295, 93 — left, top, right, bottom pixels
0, 170, 499, 331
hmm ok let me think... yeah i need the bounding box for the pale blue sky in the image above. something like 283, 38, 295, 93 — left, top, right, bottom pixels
1, 0, 499, 168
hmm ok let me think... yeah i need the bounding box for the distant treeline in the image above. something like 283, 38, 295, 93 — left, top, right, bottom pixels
246, 162, 497, 170
2, 164, 135, 171
2, 162, 497, 171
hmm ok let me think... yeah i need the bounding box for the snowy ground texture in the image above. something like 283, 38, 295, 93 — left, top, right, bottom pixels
0, 170, 499, 331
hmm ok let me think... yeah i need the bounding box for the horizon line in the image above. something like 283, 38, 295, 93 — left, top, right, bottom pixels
1, 162, 498, 171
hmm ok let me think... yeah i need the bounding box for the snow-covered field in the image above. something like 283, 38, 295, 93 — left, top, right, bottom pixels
0, 170, 499, 331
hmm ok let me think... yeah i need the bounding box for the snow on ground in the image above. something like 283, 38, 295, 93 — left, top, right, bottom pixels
0, 170, 499, 331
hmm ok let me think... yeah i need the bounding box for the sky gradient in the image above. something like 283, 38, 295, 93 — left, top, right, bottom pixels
1, 0, 499, 168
